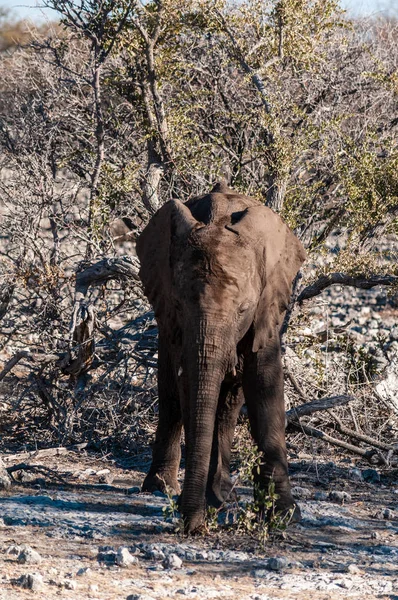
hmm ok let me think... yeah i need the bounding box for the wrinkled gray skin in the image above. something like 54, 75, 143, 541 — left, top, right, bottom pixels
136, 182, 306, 534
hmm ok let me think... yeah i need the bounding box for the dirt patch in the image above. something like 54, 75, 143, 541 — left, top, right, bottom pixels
0, 451, 397, 599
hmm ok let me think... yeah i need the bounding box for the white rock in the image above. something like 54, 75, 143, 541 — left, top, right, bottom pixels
18, 546, 42, 564
116, 547, 138, 567
375, 357, 398, 414
17, 573, 44, 591
163, 553, 183, 569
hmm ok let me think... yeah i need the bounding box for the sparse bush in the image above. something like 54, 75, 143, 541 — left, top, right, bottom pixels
0, 1, 397, 472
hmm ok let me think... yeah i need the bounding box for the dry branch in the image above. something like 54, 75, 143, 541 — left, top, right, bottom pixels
328, 410, 394, 451
0, 351, 31, 382
6, 462, 69, 484
285, 394, 355, 423
63, 256, 141, 377
0, 282, 14, 321
75, 256, 141, 293
298, 273, 398, 303
288, 421, 376, 458
2, 443, 89, 463
0, 351, 64, 381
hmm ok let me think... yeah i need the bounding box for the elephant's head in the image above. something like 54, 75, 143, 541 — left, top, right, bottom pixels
137, 187, 306, 532
169, 197, 305, 359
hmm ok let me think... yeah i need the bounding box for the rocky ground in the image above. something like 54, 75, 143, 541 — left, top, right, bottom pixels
0, 450, 397, 600
1, 233, 397, 599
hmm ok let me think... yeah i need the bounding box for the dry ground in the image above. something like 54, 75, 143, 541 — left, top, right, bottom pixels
0, 450, 397, 600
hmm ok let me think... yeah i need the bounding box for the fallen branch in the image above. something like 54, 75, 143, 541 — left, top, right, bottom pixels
286, 394, 355, 424
298, 273, 398, 303
328, 410, 393, 451
0, 351, 31, 382
288, 421, 394, 465
288, 421, 374, 458
6, 463, 69, 484
75, 255, 141, 293
2, 443, 89, 463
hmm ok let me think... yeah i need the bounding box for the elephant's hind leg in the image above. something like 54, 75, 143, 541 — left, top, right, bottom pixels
206, 379, 244, 507
142, 335, 182, 495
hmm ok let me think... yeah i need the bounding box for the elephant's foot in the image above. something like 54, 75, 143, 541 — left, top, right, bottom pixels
206, 475, 237, 508
255, 482, 301, 526
270, 499, 301, 525
182, 510, 206, 535
142, 472, 181, 495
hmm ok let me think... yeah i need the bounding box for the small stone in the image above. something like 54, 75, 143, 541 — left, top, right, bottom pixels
17, 573, 44, 591
314, 491, 328, 501
346, 564, 361, 574
267, 556, 288, 571
98, 472, 114, 484
147, 563, 164, 571
89, 583, 99, 592
362, 469, 380, 483
127, 596, 156, 600
147, 549, 165, 561
96, 468, 110, 476
291, 486, 312, 500
253, 569, 268, 578
63, 579, 77, 590
18, 546, 42, 564
349, 468, 363, 481
163, 553, 183, 569
370, 531, 380, 539
0, 459, 11, 489
116, 547, 138, 567
127, 486, 141, 494
382, 508, 395, 520
328, 491, 351, 504
77, 567, 91, 576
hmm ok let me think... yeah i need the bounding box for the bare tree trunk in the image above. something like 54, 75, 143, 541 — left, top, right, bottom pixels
265, 174, 287, 212
87, 59, 105, 257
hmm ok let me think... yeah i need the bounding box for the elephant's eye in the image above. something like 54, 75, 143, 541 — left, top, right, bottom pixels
238, 302, 250, 313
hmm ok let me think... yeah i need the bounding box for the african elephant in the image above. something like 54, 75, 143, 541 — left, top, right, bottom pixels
136, 182, 306, 534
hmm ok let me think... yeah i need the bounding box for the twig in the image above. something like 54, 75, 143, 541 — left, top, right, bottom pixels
6, 463, 69, 484
328, 410, 393, 451
0, 351, 31, 382
288, 421, 375, 458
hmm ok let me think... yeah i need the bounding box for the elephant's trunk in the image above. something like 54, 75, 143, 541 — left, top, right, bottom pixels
181, 321, 231, 534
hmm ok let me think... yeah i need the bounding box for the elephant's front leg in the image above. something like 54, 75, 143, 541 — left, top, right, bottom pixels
142, 335, 182, 495
206, 380, 244, 507
242, 340, 300, 521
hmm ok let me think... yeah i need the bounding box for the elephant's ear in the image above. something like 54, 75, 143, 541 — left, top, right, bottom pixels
170, 199, 204, 238
136, 200, 203, 321
228, 205, 306, 352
